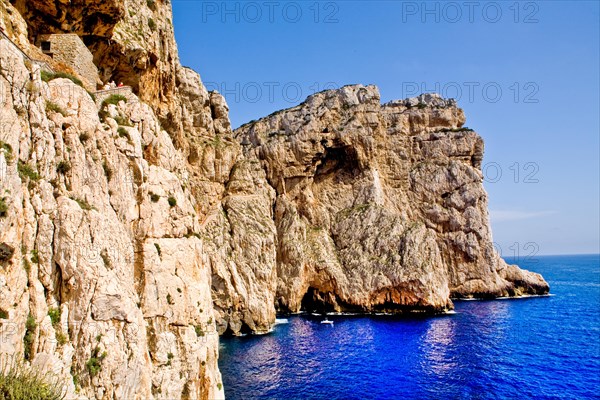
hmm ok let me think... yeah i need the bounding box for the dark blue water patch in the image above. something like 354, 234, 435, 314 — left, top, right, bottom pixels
219, 255, 600, 399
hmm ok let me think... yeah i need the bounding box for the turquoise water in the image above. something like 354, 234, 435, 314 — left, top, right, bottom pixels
219, 255, 600, 399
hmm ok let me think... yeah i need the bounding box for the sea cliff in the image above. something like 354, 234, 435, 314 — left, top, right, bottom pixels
0, 0, 548, 398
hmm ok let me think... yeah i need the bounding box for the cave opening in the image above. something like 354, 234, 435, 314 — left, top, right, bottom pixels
300, 287, 337, 314
300, 287, 367, 314
314, 145, 360, 183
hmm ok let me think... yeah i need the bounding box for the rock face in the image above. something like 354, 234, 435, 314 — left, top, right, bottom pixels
0, 0, 549, 397
234, 86, 549, 316
0, 27, 223, 399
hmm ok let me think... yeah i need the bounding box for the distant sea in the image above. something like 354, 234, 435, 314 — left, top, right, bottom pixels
219, 254, 600, 399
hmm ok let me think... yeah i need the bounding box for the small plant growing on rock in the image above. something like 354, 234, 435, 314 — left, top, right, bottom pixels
56, 160, 71, 174
0, 309, 8, 319
22, 257, 31, 273
149, 192, 160, 203
0, 141, 13, 161
79, 133, 90, 142
41, 70, 84, 88
101, 94, 127, 108
154, 243, 161, 257
23, 314, 37, 361
195, 325, 205, 337
18, 161, 41, 182
166, 293, 173, 305
56, 331, 68, 346
117, 127, 131, 142
114, 115, 133, 127
30, 249, 39, 264
71, 197, 96, 211
166, 352, 174, 366
167, 196, 177, 207
86, 346, 107, 377
0, 360, 65, 400
148, 18, 157, 31
48, 307, 61, 328
45, 101, 66, 116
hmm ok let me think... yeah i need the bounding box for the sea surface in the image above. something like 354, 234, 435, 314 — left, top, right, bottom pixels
219, 254, 600, 399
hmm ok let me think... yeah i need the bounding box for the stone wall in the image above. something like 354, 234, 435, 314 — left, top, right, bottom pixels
37, 33, 99, 91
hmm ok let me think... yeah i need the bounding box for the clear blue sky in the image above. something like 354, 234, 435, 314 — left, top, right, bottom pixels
172, 1, 599, 256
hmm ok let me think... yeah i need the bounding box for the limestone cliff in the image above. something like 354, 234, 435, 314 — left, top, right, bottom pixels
0, 0, 550, 398
233, 86, 549, 317
0, 15, 223, 400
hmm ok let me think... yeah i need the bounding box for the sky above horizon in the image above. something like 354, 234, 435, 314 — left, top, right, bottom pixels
172, 1, 600, 256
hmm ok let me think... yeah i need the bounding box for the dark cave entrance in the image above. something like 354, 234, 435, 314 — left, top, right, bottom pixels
300, 287, 337, 314
314, 145, 360, 184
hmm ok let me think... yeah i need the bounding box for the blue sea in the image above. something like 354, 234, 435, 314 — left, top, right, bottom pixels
219, 255, 600, 399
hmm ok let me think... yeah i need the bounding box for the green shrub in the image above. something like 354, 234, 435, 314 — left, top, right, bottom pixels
101, 94, 127, 108
45, 101, 66, 117
56, 160, 71, 174
0, 141, 13, 161
86, 346, 107, 377
167, 197, 176, 207
148, 18, 157, 31
194, 325, 205, 337
48, 308, 61, 328
18, 161, 40, 181
0, 309, 8, 319
56, 332, 68, 346
0, 360, 65, 400
154, 243, 161, 257
30, 249, 39, 264
23, 315, 37, 361
149, 192, 160, 203
217, 383, 223, 390
147, 0, 157, 10
79, 133, 90, 142
113, 115, 133, 127
117, 127, 131, 142
166, 293, 173, 305
41, 70, 84, 88
71, 197, 96, 211
22, 258, 31, 274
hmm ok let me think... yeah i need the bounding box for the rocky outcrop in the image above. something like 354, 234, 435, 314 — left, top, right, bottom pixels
9, 0, 218, 144
234, 85, 549, 316
0, 33, 223, 398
